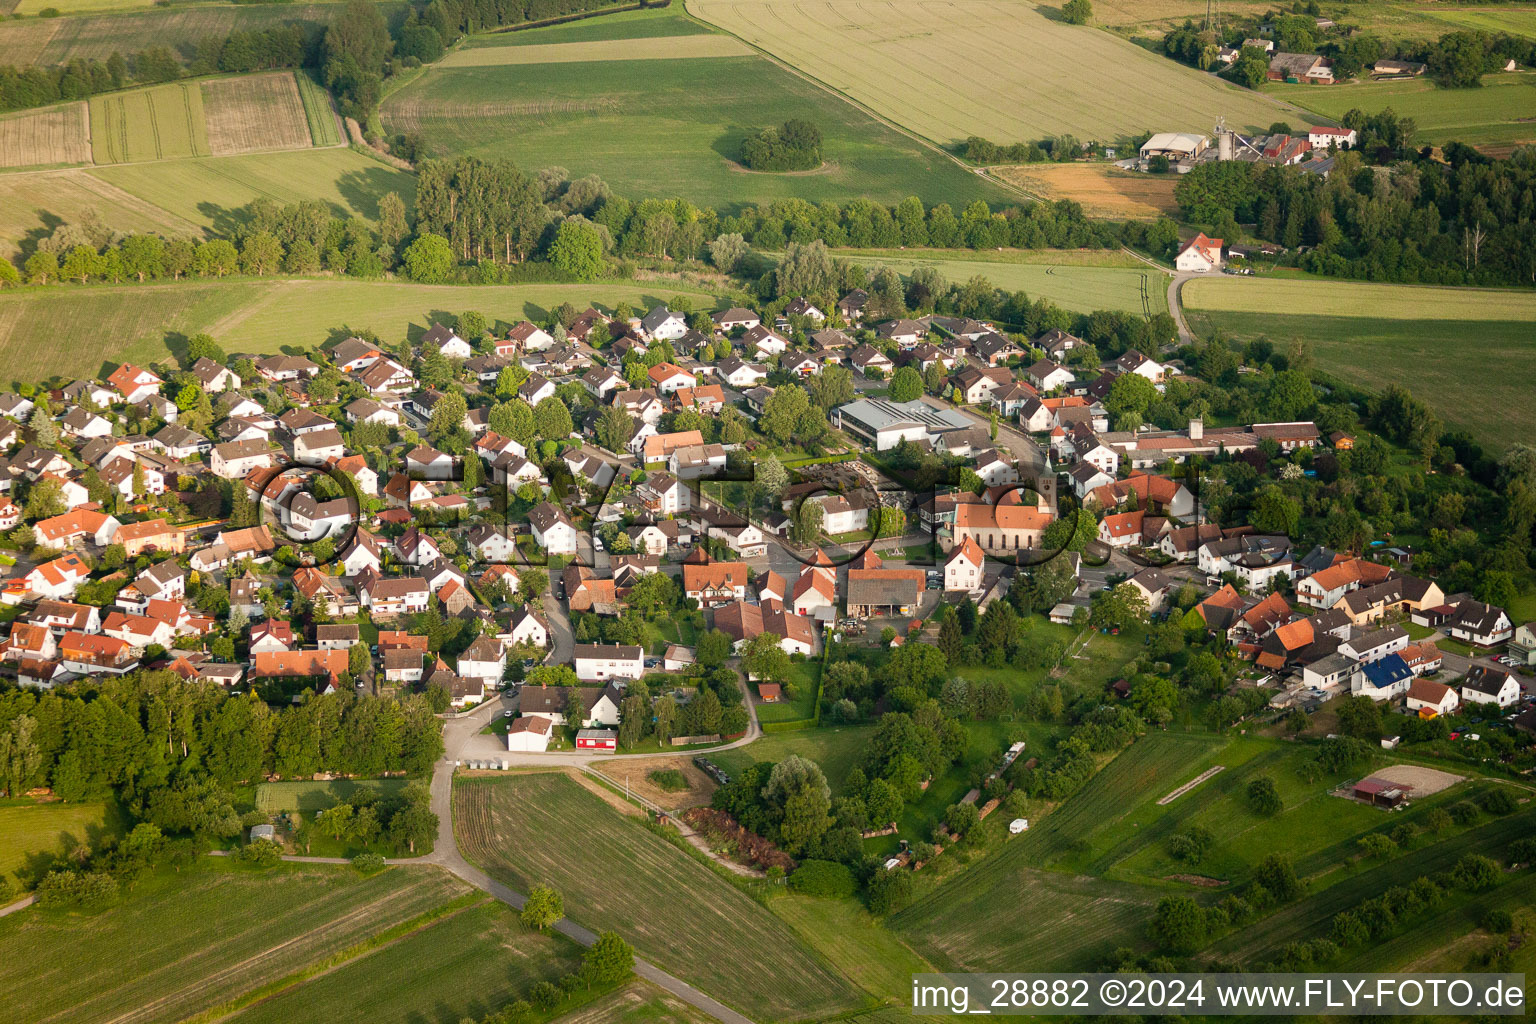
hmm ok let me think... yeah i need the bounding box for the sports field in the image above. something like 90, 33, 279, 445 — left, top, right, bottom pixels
454, 772, 864, 1022
1183, 276, 1536, 449
688, 0, 1299, 143
225, 898, 581, 1024
0, 3, 406, 65
89, 82, 210, 164
0, 799, 125, 879
0, 277, 719, 382
992, 162, 1179, 220
833, 250, 1168, 316
90, 147, 415, 231
381, 10, 1002, 208
1267, 72, 1536, 147
202, 72, 316, 155
0, 102, 91, 169
0, 863, 469, 1024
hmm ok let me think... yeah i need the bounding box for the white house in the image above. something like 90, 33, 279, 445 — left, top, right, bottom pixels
573, 643, 643, 682
944, 536, 985, 593
422, 322, 474, 360
640, 306, 688, 341
505, 715, 553, 752
529, 502, 578, 555
1175, 233, 1224, 273
1308, 126, 1357, 149
1460, 666, 1521, 708
506, 608, 549, 649
1350, 654, 1414, 701
1406, 678, 1459, 717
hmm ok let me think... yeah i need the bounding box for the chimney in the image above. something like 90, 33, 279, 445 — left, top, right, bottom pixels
1189, 418, 1204, 441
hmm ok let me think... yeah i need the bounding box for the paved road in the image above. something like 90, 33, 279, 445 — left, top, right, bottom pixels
541, 593, 574, 665
0, 894, 35, 918
1166, 272, 1199, 345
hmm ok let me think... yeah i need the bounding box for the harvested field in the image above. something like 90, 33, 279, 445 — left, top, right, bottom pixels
202, 72, 314, 155
1362, 763, 1465, 799
688, 0, 1299, 143
440, 33, 753, 65
454, 772, 863, 1022
89, 81, 209, 164
992, 162, 1179, 219
0, 102, 91, 169
590, 756, 717, 811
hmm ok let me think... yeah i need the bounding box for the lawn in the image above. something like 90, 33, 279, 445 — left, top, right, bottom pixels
1266, 71, 1536, 148
91, 147, 416, 234
380, 44, 1003, 209
0, 798, 127, 881
225, 898, 582, 1024
254, 777, 410, 813
1183, 276, 1536, 450
689, 0, 1302, 145
709, 722, 874, 793
755, 659, 819, 724
89, 81, 210, 164
0, 277, 721, 383
0, 862, 469, 1024
1426, 7, 1536, 39
453, 772, 864, 1022
829, 251, 1167, 316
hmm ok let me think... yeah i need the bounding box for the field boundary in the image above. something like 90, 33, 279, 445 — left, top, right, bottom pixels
1157, 765, 1224, 805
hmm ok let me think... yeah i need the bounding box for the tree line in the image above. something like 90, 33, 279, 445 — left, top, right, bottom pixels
1174, 147, 1536, 287
0, 26, 312, 113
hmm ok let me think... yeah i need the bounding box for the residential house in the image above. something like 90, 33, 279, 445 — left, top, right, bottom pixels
1445, 600, 1514, 647
1406, 678, 1459, 717
944, 535, 985, 593
1175, 233, 1224, 272
420, 322, 474, 360
1461, 666, 1521, 708
107, 364, 163, 404
1351, 653, 1415, 700
528, 502, 578, 555
683, 559, 749, 607
713, 600, 817, 656
573, 643, 643, 681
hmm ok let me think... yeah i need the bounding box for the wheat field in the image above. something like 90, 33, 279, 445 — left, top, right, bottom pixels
0, 101, 91, 168
202, 72, 315, 155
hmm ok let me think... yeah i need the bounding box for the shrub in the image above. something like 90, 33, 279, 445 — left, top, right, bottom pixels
34, 869, 118, 908
646, 769, 689, 792
1479, 788, 1516, 815
1483, 908, 1513, 933
788, 859, 856, 898
866, 868, 914, 915
351, 851, 386, 874
235, 841, 283, 867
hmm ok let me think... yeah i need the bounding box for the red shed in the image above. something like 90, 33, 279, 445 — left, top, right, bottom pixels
575, 728, 617, 752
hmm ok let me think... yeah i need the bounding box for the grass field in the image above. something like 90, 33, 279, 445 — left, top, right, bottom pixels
89, 81, 210, 164
225, 898, 581, 1024
468, 5, 715, 44
0, 168, 200, 261
381, 11, 1002, 209
202, 72, 315, 156
1183, 276, 1536, 450
833, 251, 1168, 316
688, 0, 1301, 144
0, 3, 407, 66
454, 772, 864, 1022
709, 723, 874, 793
1267, 72, 1536, 148
296, 69, 344, 147
441, 34, 755, 65
555, 981, 724, 1024
1424, 6, 1536, 38
991, 162, 1179, 219
0, 277, 720, 381
0, 799, 125, 881
254, 778, 410, 813
894, 864, 1161, 971
0, 101, 91, 170
91, 147, 415, 232
770, 895, 935, 1004
0, 863, 469, 1024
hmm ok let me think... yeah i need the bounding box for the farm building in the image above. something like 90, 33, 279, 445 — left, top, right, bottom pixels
1139, 132, 1207, 170
1351, 777, 1409, 808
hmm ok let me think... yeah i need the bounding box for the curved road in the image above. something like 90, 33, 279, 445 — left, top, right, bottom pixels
1118, 246, 1197, 346
420, 684, 764, 1024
